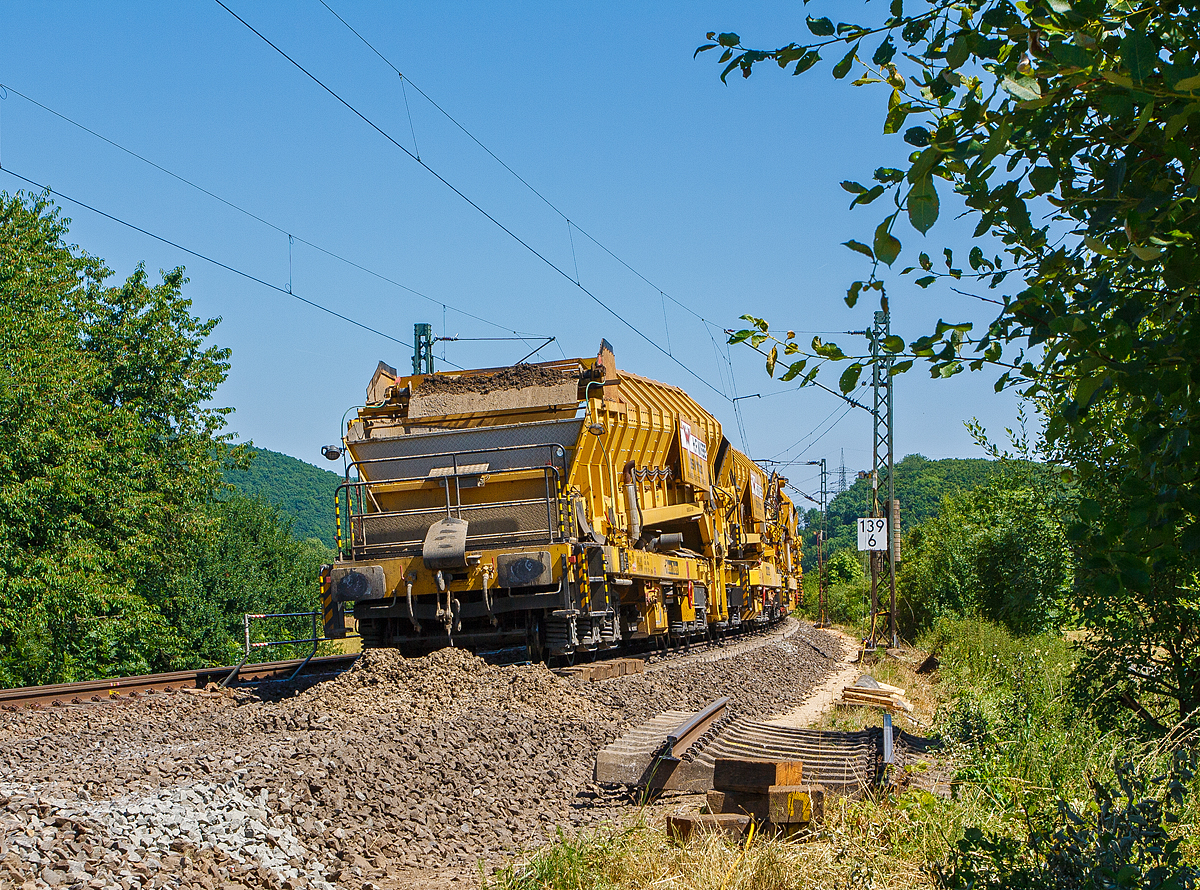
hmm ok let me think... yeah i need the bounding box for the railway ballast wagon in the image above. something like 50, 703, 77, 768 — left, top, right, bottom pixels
320, 341, 801, 659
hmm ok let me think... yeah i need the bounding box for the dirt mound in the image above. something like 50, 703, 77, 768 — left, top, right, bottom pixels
408, 366, 581, 419
415, 366, 578, 396
301, 645, 596, 720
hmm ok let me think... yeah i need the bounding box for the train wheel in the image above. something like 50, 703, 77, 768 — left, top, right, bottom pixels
525, 613, 546, 663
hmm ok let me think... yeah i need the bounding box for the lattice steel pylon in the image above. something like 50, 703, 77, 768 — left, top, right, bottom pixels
870, 309, 897, 649
816, 458, 829, 628
413, 322, 435, 375
804, 459, 830, 627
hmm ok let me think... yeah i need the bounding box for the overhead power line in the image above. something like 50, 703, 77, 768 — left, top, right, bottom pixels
316, 0, 725, 334
0, 166, 476, 360
213, 0, 730, 402
0, 82, 542, 345
769, 385, 865, 462
768, 401, 844, 461
794, 403, 857, 460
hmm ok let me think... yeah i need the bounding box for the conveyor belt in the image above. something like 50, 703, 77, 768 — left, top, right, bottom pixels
596, 704, 951, 797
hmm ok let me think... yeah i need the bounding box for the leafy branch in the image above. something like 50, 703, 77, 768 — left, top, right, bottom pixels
700, 0, 1200, 729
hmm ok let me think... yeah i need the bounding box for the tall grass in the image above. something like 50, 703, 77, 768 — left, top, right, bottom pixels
486, 813, 930, 890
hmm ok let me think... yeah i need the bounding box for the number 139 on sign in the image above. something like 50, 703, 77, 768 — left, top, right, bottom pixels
857, 517, 888, 551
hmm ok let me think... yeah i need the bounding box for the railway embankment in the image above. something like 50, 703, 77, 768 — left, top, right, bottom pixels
0, 620, 839, 889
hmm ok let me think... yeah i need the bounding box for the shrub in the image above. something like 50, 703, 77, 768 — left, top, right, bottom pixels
827, 549, 865, 585
936, 754, 1198, 890
898, 467, 1072, 636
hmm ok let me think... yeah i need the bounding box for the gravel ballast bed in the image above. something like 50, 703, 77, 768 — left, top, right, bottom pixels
0, 621, 839, 889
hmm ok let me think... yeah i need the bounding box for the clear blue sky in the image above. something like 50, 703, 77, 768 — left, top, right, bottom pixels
1, 2, 1021, 498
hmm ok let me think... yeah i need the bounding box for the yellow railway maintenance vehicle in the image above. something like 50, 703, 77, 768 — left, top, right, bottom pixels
321, 341, 801, 659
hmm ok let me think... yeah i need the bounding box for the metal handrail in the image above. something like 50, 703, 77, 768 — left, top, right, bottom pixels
222, 610, 358, 687
339, 489, 556, 520
349, 527, 558, 559
337, 467, 563, 520
336, 459, 567, 561
343, 441, 568, 477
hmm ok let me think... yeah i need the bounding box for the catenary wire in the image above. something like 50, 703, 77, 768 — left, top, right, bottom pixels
0, 166, 469, 357
313, 0, 728, 333
0, 82, 545, 344
769, 386, 865, 462
792, 402, 857, 461
768, 401, 845, 461
318, 5, 891, 348
214, 0, 730, 401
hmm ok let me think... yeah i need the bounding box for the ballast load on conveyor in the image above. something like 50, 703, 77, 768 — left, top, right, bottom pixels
595, 700, 952, 798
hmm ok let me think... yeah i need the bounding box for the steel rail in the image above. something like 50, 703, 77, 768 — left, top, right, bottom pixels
663, 696, 730, 761
2, 611, 793, 710
0, 653, 359, 710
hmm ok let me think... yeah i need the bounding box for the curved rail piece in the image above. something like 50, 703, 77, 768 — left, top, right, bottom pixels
664, 696, 730, 761
0, 654, 359, 710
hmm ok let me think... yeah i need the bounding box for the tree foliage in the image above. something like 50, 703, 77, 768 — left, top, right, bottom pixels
0, 192, 329, 686
937, 754, 1198, 890
164, 494, 334, 669
704, 2, 1200, 729
801, 453, 999, 569
899, 465, 1073, 634
827, 548, 866, 585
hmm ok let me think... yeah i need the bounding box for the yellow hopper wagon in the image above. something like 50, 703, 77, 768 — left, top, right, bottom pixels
321, 341, 801, 659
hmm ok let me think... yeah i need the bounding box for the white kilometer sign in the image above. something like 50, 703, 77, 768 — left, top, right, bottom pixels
857, 517, 889, 551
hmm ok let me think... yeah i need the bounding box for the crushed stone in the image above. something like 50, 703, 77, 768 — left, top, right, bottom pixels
0, 621, 840, 888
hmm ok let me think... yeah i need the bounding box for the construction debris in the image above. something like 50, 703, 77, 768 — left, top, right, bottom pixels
555, 658, 645, 683
672, 756, 827, 840
705, 789, 770, 820
711, 758, 804, 793
666, 813, 750, 842
840, 675, 915, 713
596, 701, 949, 798
767, 785, 824, 824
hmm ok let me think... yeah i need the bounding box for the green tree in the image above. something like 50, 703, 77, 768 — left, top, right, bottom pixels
899, 466, 1073, 634
166, 494, 334, 667
825, 548, 864, 585
705, 2, 1200, 730
0, 192, 326, 686
0, 192, 225, 683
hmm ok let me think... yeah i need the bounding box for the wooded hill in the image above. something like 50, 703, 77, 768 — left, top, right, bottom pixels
224, 446, 341, 548
798, 454, 998, 570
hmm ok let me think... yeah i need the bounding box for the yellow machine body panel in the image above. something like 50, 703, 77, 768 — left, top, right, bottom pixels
326, 342, 800, 656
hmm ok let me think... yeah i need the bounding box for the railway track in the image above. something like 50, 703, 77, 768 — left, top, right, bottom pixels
0, 616, 840, 882
595, 695, 954, 798
0, 653, 360, 710
0, 613, 797, 711
640, 615, 801, 670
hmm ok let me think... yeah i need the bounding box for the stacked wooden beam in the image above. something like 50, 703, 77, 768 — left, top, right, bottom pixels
555, 658, 645, 682
666, 758, 824, 842
840, 679, 914, 713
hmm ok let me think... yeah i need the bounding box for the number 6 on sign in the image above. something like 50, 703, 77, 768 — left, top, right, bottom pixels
857, 517, 889, 551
